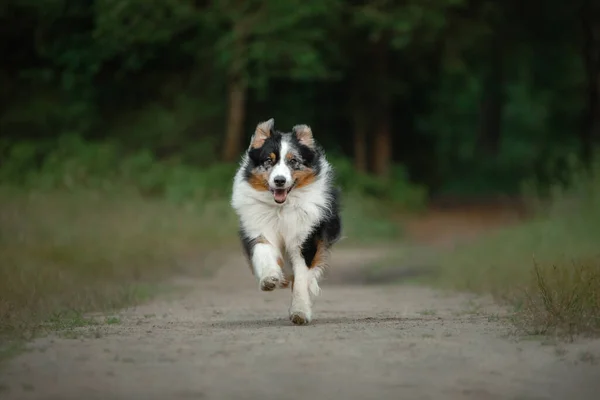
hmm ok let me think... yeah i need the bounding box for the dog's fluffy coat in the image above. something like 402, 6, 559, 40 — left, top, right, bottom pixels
231, 118, 341, 325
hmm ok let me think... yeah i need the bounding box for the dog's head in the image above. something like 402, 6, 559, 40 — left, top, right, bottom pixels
243, 118, 322, 204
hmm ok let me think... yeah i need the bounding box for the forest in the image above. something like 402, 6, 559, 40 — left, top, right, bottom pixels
1, 0, 599, 199
1, 1, 600, 338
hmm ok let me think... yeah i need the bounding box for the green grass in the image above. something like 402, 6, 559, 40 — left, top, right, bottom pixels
0, 187, 238, 339
427, 218, 600, 337
430, 211, 600, 297
424, 165, 600, 337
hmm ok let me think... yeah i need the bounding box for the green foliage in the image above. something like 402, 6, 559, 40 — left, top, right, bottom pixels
204, 0, 342, 96
0, 134, 427, 213
329, 155, 427, 211
1, 0, 593, 199
94, 0, 198, 52
352, 0, 463, 47
0, 135, 237, 204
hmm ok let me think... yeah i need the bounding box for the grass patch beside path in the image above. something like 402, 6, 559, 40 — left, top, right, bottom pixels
429, 212, 600, 335
0, 188, 238, 340
371, 161, 600, 337
425, 174, 600, 337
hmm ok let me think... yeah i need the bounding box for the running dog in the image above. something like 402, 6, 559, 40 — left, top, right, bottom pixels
231, 118, 342, 325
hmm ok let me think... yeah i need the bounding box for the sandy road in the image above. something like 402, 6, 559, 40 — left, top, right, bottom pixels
1, 248, 599, 400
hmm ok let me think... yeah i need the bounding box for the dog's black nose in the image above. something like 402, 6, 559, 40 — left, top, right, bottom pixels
273, 176, 286, 187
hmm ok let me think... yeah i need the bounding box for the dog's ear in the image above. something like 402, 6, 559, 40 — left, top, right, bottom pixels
250, 118, 274, 149
292, 124, 314, 148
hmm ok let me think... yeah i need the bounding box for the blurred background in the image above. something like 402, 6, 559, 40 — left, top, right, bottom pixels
1, 0, 599, 339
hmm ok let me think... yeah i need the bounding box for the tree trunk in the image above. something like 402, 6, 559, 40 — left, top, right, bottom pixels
350, 90, 368, 173
353, 111, 368, 173
476, 33, 504, 157
581, 0, 600, 165
372, 114, 392, 177
371, 39, 392, 177
222, 24, 247, 162
222, 78, 247, 162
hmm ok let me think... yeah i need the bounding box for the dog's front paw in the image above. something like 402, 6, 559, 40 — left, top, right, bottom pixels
289, 309, 311, 325
289, 300, 312, 325
259, 276, 279, 291
259, 270, 286, 291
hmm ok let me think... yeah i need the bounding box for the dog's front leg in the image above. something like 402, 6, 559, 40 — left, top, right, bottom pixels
251, 239, 286, 291
288, 252, 312, 325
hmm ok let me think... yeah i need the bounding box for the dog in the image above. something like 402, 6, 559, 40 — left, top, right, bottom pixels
230, 118, 342, 325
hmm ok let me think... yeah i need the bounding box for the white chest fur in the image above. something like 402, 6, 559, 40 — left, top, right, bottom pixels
232, 181, 326, 252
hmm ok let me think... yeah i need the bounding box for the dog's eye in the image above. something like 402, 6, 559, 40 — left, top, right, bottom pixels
263, 158, 273, 167
289, 158, 300, 168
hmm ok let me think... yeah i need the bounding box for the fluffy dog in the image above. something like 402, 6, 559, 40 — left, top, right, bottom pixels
231, 118, 342, 325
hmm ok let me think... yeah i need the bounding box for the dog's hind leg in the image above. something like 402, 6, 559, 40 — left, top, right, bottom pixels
250, 239, 287, 292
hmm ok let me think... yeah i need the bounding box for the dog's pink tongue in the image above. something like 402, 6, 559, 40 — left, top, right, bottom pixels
273, 189, 287, 203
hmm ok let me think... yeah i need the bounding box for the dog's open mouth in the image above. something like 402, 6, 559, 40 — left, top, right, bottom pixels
270, 186, 293, 204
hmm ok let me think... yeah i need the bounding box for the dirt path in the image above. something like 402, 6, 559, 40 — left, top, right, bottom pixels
1, 246, 599, 400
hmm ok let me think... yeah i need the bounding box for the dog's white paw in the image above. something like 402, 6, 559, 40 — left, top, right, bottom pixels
289, 309, 312, 325
259, 269, 285, 292
289, 299, 312, 325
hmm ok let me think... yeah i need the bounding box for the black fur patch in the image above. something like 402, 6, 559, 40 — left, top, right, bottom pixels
243, 132, 283, 180
300, 187, 342, 268
239, 226, 255, 262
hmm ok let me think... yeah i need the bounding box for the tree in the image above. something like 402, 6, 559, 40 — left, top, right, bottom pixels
475, 3, 505, 157
581, 0, 600, 164
206, 0, 339, 162
348, 0, 464, 177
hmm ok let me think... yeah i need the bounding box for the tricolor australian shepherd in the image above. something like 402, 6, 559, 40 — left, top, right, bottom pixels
231, 118, 342, 325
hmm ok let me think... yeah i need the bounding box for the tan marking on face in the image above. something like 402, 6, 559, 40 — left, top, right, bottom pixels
269, 152, 276, 162
286, 153, 294, 160
309, 240, 325, 269
292, 169, 316, 189
248, 170, 270, 191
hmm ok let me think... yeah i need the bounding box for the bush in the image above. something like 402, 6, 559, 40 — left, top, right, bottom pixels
0, 134, 238, 205
328, 155, 428, 212
523, 257, 600, 335
1, 136, 427, 210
